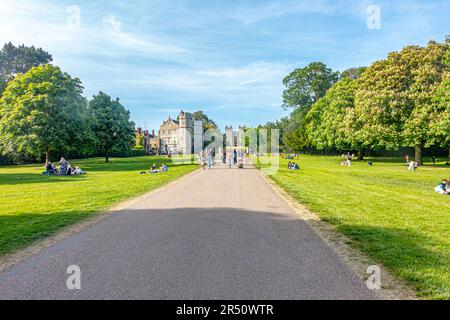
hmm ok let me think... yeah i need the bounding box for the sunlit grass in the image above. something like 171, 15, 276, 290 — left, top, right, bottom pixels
255, 155, 450, 299
0, 156, 198, 257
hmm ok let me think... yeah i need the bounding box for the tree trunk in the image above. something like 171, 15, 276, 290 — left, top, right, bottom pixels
448, 147, 450, 158
357, 149, 364, 161
105, 149, 109, 162
45, 149, 50, 163
415, 144, 423, 166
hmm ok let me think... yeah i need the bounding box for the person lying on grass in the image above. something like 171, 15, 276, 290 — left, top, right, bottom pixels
434, 179, 450, 195
72, 166, 86, 175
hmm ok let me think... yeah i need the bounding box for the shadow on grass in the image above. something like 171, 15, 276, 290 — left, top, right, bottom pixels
338, 223, 449, 299
0, 209, 93, 257
0, 173, 87, 186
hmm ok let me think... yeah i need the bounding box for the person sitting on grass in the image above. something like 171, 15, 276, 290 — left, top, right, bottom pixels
288, 161, 292, 169
292, 162, 299, 170
160, 163, 169, 172
140, 163, 160, 174
66, 162, 74, 176
42, 162, 56, 175
149, 163, 159, 173
59, 160, 68, 176
434, 179, 449, 195
368, 161, 373, 166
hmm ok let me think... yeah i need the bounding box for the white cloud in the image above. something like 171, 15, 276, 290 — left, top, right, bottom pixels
0, 0, 187, 60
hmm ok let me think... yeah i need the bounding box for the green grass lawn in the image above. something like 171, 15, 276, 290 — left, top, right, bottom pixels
256, 155, 450, 299
0, 156, 198, 257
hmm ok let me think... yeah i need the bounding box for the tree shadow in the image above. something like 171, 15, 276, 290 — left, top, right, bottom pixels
0, 173, 87, 186
337, 223, 448, 299
1, 207, 447, 299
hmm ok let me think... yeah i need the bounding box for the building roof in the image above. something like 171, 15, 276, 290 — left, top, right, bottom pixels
161, 116, 179, 126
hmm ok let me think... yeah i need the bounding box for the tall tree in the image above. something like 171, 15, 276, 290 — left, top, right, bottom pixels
0, 42, 53, 94
282, 62, 339, 150
88, 92, 135, 162
0, 64, 89, 162
282, 62, 340, 111
432, 44, 450, 156
354, 40, 449, 164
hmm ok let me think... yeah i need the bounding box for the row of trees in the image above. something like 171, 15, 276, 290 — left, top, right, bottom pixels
0, 43, 135, 163
259, 38, 449, 164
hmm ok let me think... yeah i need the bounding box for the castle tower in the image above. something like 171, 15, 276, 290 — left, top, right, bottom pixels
225, 126, 233, 149
178, 111, 193, 155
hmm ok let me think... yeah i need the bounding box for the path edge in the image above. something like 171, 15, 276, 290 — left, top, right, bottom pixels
253, 163, 418, 300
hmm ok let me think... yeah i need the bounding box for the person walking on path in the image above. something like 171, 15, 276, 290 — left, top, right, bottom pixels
207, 150, 213, 170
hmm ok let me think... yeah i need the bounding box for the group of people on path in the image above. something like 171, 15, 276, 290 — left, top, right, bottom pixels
199, 148, 244, 170
43, 157, 86, 176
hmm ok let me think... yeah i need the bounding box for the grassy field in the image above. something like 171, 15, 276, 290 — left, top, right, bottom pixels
256, 155, 450, 299
0, 156, 198, 257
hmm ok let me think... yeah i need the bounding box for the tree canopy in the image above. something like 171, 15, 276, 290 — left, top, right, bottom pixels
192, 110, 217, 130
0, 42, 53, 94
88, 92, 135, 162
306, 78, 357, 151
0, 64, 89, 162
353, 41, 449, 163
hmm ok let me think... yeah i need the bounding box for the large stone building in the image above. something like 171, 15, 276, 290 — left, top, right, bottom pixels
157, 111, 203, 155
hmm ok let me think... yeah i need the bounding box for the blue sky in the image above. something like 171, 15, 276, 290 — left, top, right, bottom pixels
0, 0, 449, 130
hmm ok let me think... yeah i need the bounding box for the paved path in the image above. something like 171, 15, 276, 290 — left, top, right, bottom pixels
0, 161, 378, 299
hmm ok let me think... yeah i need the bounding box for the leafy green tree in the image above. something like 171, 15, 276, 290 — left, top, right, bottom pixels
282, 62, 339, 149
0, 64, 89, 163
354, 40, 449, 164
282, 61, 339, 111
0, 42, 53, 94
432, 45, 450, 156
88, 92, 135, 162
306, 78, 357, 152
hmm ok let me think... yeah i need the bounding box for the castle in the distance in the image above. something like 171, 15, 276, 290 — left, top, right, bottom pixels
143, 111, 203, 155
